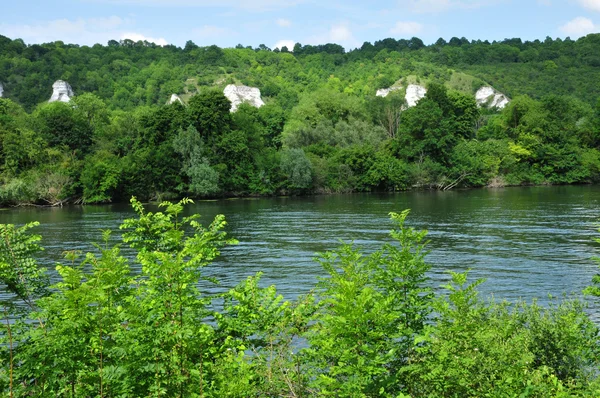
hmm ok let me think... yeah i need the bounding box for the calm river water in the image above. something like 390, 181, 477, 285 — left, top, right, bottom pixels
1, 186, 599, 317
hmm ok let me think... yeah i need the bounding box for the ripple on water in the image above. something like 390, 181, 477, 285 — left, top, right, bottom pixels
0, 186, 599, 320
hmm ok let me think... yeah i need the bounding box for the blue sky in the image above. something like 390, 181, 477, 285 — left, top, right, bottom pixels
1, 1, 600, 50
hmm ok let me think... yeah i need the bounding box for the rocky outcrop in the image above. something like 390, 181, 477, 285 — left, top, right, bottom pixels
223, 84, 265, 112
376, 86, 402, 98
0, 82, 3, 98
167, 93, 183, 105
375, 84, 426, 108
49, 80, 74, 103
376, 82, 509, 109
476, 86, 509, 109
405, 84, 427, 107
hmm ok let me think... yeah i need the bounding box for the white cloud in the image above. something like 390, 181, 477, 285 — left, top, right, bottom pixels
328, 23, 359, 49
276, 18, 292, 27
303, 22, 360, 50
0, 16, 140, 46
405, 0, 495, 13
121, 32, 168, 45
273, 39, 296, 50
578, 0, 600, 11
390, 21, 424, 36
90, 0, 306, 11
409, 0, 450, 12
559, 16, 598, 37
89, 16, 125, 29
329, 24, 353, 42
327, 24, 357, 47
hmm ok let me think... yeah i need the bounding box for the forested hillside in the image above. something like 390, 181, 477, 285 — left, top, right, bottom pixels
1, 33, 600, 204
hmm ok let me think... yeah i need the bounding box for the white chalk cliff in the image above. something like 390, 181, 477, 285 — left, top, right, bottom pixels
376, 86, 402, 98
223, 84, 265, 112
0, 82, 3, 98
49, 80, 74, 103
375, 84, 427, 108
476, 86, 509, 109
167, 93, 183, 105
405, 84, 427, 108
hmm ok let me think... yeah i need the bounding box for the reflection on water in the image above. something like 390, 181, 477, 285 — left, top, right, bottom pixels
1, 185, 599, 318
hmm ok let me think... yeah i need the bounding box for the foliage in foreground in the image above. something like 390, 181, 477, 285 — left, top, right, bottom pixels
0, 199, 598, 397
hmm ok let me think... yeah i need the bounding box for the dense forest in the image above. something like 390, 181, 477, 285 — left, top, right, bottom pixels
1, 33, 600, 204
0, 198, 599, 396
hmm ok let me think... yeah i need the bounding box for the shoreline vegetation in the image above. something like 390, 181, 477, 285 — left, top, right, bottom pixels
1, 34, 600, 206
0, 198, 599, 396
1, 180, 598, 209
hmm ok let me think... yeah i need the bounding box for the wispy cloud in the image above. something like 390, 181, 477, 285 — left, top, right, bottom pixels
304, 22, 360, 50
578, 0, 600, 12
273, 39, 296, 50
329, 24, 354, 42
121, 32, 168, 45
276, 18, 292, 27
559, 16, 598, 37
390, 21, 424, 36
0, 16, 145, 46
88, 0, 307, 11
404, 0, 498, 13
191, 25, 236, 40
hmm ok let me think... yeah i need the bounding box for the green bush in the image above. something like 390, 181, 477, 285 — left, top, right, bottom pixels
404, 272, 600, 397
0, 201, 598, 397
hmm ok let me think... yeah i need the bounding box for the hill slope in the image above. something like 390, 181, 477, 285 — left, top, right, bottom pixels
0, 34, 599, 204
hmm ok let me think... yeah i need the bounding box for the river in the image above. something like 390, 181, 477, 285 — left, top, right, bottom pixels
1, 185, 599, 317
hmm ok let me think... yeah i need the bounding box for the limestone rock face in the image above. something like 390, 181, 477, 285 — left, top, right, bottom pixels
405, 84, 427, 107
223, 84, 265, 112
167, 93, 183, 105
376, 86, 401, 98
0, 82, 3, 98
49, 80, 74, 103
476, 86, 509, 109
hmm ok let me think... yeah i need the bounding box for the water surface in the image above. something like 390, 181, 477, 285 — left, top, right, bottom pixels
1, 186, 599, 317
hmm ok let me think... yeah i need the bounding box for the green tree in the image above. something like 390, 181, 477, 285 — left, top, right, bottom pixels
80, 150, 122, 203
187, 89, 232, 142
173, 125, 220, 196
304, 210, 431, 396
280, 148, 313, 190
72, 92, 109, 134
35, 102, 93, 155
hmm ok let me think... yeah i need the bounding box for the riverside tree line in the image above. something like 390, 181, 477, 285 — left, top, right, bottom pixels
1, 34, 600, 204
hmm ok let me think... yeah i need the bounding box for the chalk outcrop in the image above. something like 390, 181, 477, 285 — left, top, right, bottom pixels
377, 82, 509, 109
0, 82, 3, 98
375, 83, 427, 108
476, 86, 509, 109
223, 84, 265, 112
405, 84, 427, 107
167, 93, 183, 105
376, 86, 402, 98
49, 80, 74, 103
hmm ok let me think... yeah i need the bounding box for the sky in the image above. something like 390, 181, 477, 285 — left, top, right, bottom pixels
1, 0, 600, 50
